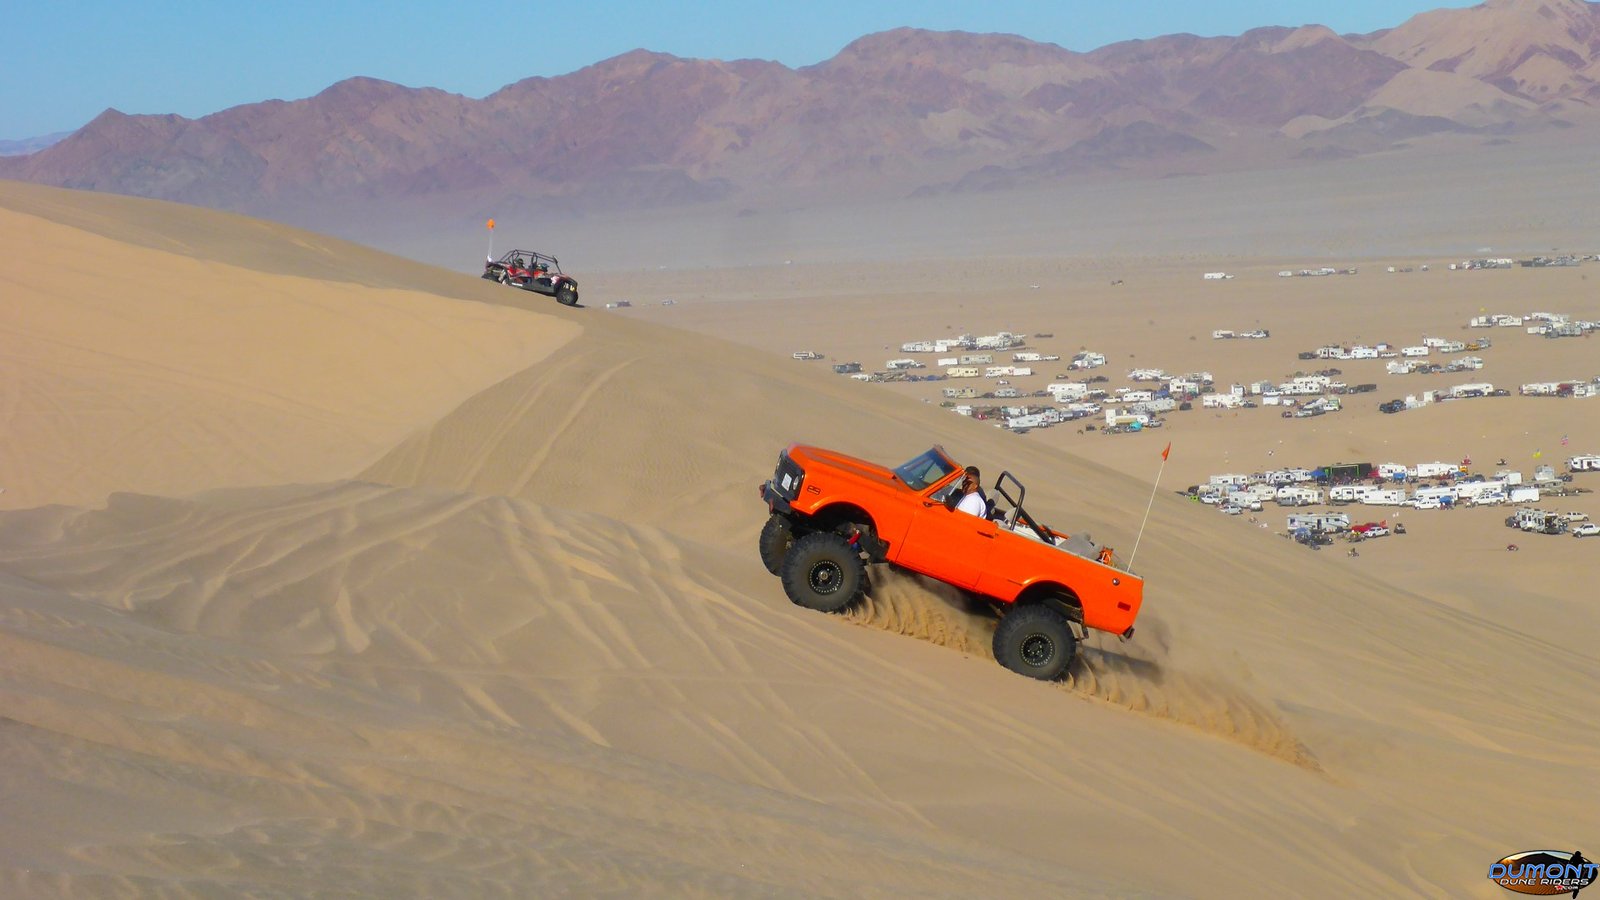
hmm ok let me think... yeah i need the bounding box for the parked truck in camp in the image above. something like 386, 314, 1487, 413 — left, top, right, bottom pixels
757, 444, 1144, 680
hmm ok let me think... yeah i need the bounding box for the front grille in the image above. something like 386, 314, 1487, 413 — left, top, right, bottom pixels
773, 451, 805, 500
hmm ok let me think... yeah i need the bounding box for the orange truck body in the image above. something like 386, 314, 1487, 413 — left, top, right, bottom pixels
760, 444, 1143, 638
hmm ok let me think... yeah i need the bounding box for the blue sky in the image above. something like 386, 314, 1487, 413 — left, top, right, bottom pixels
2, 0, 1479, 140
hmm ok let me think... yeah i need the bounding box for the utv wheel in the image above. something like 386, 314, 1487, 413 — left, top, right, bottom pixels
758, 514, 795, 576
556, 287, 578, 306
993, 605, 1077, 680
781, 532, 865, 613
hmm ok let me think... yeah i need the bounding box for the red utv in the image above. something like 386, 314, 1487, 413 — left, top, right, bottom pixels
483, 250, 580, 306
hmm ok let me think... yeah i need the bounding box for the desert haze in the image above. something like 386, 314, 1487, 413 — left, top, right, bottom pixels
3, 159, 1598, 899
3, 0, 1599, 259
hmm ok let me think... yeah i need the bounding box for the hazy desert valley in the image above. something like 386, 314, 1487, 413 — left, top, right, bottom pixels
6, 2, 1600, 897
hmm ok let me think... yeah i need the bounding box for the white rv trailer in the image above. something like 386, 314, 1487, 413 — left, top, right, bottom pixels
1240, 483, 1278, 503
1455, 480, 1510, 501
1276, 487, 1324, 506
1410, 462, 1458, 479
1287, 513, 1351, 533
1006, 413, 1048, 429
1329, 485, 1378, 503
1508, 486, 1540, 504
1047, 382, 1089, 401
1363, 489, 1408, 506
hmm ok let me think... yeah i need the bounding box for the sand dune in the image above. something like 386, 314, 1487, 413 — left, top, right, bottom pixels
0, 185, 579, 512
2, 181, 1597, 896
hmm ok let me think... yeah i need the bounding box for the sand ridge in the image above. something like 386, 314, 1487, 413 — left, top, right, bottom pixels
0, 195, 582, 511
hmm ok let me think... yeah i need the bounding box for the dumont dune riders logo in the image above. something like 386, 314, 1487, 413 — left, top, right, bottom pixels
1489, 849, 1595, 896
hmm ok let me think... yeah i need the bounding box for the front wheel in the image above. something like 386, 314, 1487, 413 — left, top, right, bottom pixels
556, 287, 578, 306
993, 605, 1077, 680
780, 532, 866, 613
758, 514, 794, 576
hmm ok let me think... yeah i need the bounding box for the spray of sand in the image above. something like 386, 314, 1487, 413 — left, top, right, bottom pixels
843, 567, 1320, 770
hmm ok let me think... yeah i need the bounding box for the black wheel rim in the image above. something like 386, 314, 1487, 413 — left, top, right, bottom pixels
1020, 633, 1055, 667
808, 561, 843, 594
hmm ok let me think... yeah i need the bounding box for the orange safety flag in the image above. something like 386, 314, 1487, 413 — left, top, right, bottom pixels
486, 218, 495, 230
1161, 442, 1171, 461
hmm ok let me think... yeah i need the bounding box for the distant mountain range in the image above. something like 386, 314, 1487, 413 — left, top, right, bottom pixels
0, 131, 72, 157
2, 0, 1596, 224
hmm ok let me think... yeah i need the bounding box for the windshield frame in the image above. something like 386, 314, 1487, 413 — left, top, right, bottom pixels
893, 447, 960, 492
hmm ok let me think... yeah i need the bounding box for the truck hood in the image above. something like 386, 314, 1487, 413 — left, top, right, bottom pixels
789, 445, 903, 490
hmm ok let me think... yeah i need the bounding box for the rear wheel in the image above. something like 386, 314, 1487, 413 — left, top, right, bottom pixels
758, 514, 794, 576
781, 532, 865, 613
993, 604, 1077, 680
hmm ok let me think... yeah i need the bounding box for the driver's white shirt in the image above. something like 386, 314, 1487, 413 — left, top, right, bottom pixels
956, 491, 987, 517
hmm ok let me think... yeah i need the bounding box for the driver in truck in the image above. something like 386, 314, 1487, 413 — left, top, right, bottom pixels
954, 466, 991, 518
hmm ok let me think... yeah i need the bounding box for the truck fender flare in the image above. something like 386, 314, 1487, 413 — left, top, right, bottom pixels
1013, 583, 1086, 641
809, 503, 885, 562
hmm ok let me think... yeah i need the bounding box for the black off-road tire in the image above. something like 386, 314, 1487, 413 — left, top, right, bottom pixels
759, 514, 795, 576
780, 532, 866, 613
556, 287, 578, 306
993, 604, 1077, 680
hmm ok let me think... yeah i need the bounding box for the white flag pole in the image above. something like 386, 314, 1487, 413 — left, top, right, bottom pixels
1126, 443, 1170, 571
